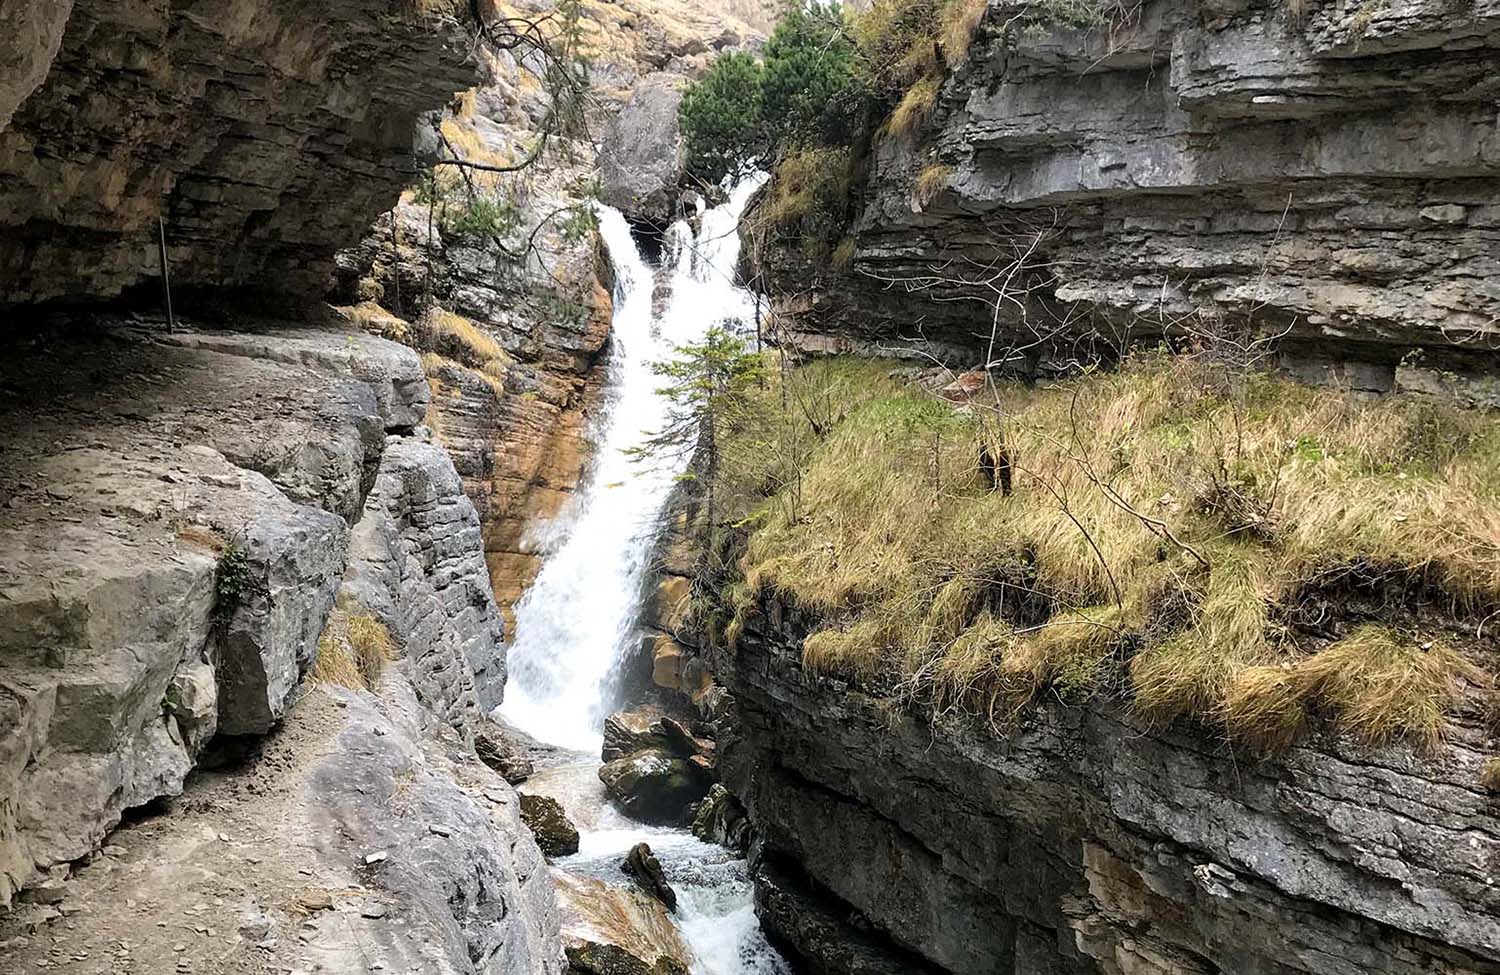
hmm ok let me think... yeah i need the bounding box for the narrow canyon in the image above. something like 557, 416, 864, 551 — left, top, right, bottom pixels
1, 1, 1498, 974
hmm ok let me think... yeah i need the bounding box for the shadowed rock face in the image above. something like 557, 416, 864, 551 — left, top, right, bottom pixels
711, 598, 1500, 974
0, 0, 482, 309
762, 0, 1500, 382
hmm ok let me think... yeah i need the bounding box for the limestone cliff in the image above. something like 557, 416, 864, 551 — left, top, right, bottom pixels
702, 2, 1500, 969
0, 0, 483, 309
0, 320, 561, 973
760, 0, 1500, 390
709, 596, 1500, 974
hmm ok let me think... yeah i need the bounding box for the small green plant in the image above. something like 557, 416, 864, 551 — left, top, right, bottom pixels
628, 328, 766, 531
216, 541, 256, 618
560, 204, 599, 243
443, 194, 523, 240
679, 1, 856, 184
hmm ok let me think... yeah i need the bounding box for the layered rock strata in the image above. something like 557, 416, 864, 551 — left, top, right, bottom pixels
0, 319, 511, 913
764, 0, 1500, 387
0, 0, 483, 309
711, 600, 1500, 974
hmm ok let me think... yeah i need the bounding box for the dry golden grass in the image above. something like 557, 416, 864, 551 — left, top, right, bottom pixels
759, 149, 852, 233
832, 237, 857, 269
882, 73, 942, 141
438, 117, 513, 176
339, 301, 410, 342
311, 610, 399, 691
1298, 626, 1471, 751
177, 525, 226, 553
1481, 758, 1500, 792
421, 309, 509, 368
421, 350, 506, 400
712, 352, 1499, 753
940, 0, 987, 63
914, 163, 952, 208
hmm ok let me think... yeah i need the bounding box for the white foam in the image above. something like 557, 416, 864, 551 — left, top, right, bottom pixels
500, 177, 789, 974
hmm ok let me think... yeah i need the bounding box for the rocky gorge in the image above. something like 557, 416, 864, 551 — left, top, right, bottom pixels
649, 0, 1500, 972
3, 0, 1500, 974
0, 0, 769, 971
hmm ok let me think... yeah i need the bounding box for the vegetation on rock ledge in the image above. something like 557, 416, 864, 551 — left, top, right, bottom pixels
689, 352, 1500, 755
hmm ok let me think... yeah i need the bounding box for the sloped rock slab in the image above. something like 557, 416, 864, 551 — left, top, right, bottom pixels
0, 674, 565, 974
0, 321, 430, 905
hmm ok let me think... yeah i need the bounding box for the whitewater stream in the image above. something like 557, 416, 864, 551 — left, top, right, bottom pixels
500, 178, 791, 975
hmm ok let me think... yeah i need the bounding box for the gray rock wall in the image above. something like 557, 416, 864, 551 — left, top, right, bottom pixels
763, 0, 1500, 384
0, 0, 483, 308
342, 437, 509, 722
713, 600, 1500, 974
0, 320, 509, 907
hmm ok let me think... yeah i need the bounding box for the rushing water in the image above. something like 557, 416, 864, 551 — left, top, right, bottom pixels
500, 178, 790, 974
503, 177, 765, 753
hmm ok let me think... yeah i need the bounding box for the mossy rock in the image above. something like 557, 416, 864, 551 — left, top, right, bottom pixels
598, 748, 712, 825
518, 793, 580, 857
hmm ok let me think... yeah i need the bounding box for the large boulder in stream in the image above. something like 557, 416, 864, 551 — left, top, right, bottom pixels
566, 942, 688, 975
603, 705, 673, 761
518, 794, 581, 857
622, 842, 677, 911
598, 749, 712, 825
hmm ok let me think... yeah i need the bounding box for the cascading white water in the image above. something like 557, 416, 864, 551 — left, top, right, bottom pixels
500, 178, 789, 974
501, 178, 765, 752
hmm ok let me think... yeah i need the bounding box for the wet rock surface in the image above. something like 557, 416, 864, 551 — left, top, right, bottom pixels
711, 599, 1500, 973
521, 794, 583, 857
598, 749, 713, 826
603, 705, 674, 761
622, 843, 677, 912
689, 784, 749, 851
598, 705, 717, 825
752, 857, 942, 975
566, 941, 688, 975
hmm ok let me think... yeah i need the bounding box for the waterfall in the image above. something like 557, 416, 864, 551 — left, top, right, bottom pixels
499, 176, 789, 974
501, 175, 766, 751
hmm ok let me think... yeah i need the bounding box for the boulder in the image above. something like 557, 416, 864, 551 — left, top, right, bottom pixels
598, 749, 712, 825
597, 76, 685, 225
621, 842, 676, 911
475, 725, 535, 784
689, 784, 749, 851
518, 794, 581, 857
602, 705, 671, 762
566, 942, 687, 975
656, 715, 714, 766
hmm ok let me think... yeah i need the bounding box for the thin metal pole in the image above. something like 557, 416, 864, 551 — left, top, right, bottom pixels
158, 216, 175, 328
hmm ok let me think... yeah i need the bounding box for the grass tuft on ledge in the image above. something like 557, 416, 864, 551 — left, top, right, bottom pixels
311, 609, 400, 691
705, 352, 1500, 753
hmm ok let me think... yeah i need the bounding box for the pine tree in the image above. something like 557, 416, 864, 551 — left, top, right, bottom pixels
628, 328, 764, 531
